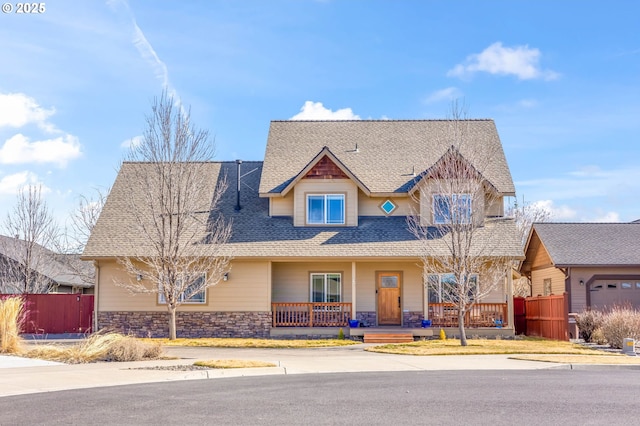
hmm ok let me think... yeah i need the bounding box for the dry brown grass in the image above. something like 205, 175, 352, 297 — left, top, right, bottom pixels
0, 297, 24, 354
23, 332, 163, 363
366, 338, 614, 356
193, 359, 277, 369
151, 338, 358, 348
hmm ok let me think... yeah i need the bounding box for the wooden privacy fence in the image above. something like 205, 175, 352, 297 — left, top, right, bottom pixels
513, 296, 527, 335
272, 302, 351, 327
1, 294, 94, 334
524, 293, 568, 341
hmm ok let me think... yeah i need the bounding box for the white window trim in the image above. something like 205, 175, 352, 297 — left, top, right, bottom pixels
310, 272, 342, 303
433, 193, 472, 225
427, 273, 479, 303
158, 274, 207, 305
306, 194, 345, 225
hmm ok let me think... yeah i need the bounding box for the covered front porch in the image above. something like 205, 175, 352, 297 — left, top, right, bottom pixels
269, 260, 515, 338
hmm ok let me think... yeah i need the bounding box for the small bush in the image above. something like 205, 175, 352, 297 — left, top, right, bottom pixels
0, 297, 24, 354
591, 328, 607, 345
575, 309, 604, 342
600, 306, 640, 349
337, 328, 344, 340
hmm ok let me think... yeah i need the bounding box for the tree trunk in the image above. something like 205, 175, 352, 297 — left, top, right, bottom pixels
168, 306, 177, 340
458, 309, 468, 346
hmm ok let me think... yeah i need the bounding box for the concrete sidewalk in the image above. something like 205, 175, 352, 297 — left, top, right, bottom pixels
0, 344, 564, 398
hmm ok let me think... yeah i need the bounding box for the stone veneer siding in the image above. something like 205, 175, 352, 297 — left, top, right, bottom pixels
402, 311, 424, 328
356, 311, 377, 327
98, 311, 272, 338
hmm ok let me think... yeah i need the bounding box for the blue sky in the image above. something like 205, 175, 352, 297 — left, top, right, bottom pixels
1, 0, 639, 229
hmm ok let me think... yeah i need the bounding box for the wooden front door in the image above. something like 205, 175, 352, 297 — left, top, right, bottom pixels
377, 272, 401, 325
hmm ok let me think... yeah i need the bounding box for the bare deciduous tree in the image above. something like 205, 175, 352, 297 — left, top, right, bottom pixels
112, 91, 232, 339
507, 197, 552, 297
55, 187, 110, 289
407, 104, 515, 346
0, 185, 61, 294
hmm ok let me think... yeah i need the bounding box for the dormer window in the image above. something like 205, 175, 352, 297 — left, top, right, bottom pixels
307, 194, 345, 225
433, 194, 472, 225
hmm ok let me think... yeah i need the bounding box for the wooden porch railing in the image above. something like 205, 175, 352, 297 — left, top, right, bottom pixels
429, 303, 508, 328
272, 302, 352, 327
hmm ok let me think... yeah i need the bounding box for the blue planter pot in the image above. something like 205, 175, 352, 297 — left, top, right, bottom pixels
349, 319, 360, 328
421, 319, 432, 328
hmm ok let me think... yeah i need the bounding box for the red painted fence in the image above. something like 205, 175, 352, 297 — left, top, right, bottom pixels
524, 293, 569, 341
1, 294, 94, 334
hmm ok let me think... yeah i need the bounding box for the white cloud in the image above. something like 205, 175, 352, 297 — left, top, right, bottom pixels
0, 134, 82, 167
0, 93, 56, 132
448, 42, 559, 80
290, 101, 360, 120
0, 171, 43, 195
592, 211, 621, 222
531, 200, 577, 221
423, 87, 462, 104
121, 135, 143, 149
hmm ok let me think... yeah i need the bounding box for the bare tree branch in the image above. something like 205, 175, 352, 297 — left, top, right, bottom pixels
407, 102, 514, 346
111, 91, 232, 339
0, 185, 61, 294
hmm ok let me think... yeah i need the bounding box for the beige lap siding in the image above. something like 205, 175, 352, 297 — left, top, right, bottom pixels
269, 191, 294, 216
531, 267, 566, 297
272, 262, 353, 303
357, 190, 417, 217
355, 262, 423, 312
293, 179, 358, 227
97, 260, 271, 312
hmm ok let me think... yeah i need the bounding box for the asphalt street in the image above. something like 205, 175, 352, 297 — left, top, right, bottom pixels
0, 369, 638, 425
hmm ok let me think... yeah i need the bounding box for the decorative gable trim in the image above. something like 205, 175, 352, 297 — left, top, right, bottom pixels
304, 155, 349, 179
408, 145, 499, 195
279, 146, 371, 197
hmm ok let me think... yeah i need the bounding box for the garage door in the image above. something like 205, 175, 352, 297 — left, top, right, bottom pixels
590, 280, 640, 310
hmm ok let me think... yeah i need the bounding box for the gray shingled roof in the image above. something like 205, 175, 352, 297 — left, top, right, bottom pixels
532, 223, 640, 266
83, 161, 522, 259
259, 120, 516, 196
0, 235, 92, 287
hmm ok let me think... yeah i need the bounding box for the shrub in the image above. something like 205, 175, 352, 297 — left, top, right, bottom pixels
575, 309, 604, 342
0, 297, 24, 354
591, 328, 607, 345
337, 328, 344, 340
600, 306, 640, 349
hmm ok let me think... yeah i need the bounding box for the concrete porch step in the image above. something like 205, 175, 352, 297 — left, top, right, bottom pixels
363, 333, 414, 343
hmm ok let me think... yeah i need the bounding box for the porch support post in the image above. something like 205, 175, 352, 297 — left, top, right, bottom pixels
351, 261, 357, 320
507, 265, 514, 329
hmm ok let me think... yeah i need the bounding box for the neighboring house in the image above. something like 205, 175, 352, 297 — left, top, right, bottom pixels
82, 119, 522, 338
520, 223, 640, 312
0, 235, 94, 294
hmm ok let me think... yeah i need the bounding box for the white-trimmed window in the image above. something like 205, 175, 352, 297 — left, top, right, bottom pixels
310, 273, 341, 302
427, 273, 478, 303
159, 274, 207, 304
433, 194, 472, 225
307, 194, 345, 225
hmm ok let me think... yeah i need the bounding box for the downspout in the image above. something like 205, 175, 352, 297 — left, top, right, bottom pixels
93, 260, 100, 334
562, 267, 572, 313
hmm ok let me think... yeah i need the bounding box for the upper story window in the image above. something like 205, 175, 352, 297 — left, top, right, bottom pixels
433, 194, 471, 225
307, 194, 345, 225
